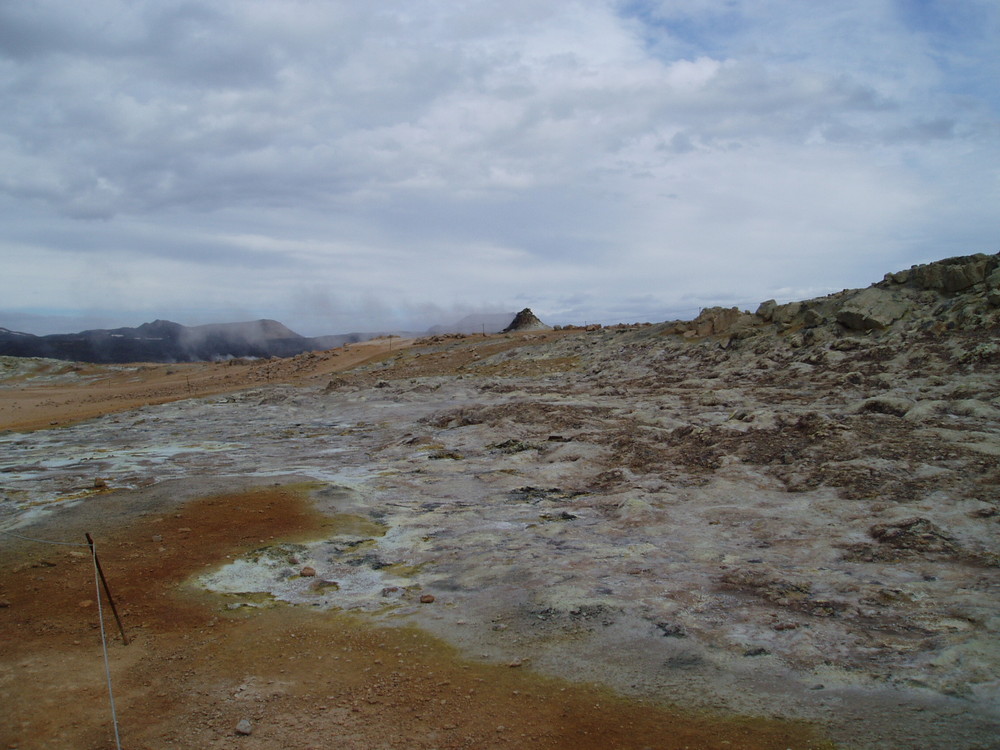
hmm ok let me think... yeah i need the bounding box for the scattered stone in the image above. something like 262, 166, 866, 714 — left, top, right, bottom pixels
310, 579, 339, 591
235, 718, 253, 736
300, 566, 316, 577
869, 518, 957, 555
655, 622, 687, 638
93, 477, 107, 488
419, 594, 435, 604
151, 534, 163, 543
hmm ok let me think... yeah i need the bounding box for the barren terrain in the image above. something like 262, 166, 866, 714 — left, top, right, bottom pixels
2, 254, 999, 749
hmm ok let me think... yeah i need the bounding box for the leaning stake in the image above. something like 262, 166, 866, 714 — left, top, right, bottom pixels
85, 533, 129, 645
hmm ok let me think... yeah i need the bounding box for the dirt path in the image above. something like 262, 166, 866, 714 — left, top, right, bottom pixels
0, 483, 832, 750
0, 338, 411, 432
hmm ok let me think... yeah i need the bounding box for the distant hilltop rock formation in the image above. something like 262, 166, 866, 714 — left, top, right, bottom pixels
0, 319, 379, 364
503, 308, 552, 333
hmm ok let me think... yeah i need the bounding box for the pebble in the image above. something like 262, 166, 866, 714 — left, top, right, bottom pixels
420, 594, 435, 603
235, 718, 253, 735
151, 534, 163, 543
300, 566, 316, 577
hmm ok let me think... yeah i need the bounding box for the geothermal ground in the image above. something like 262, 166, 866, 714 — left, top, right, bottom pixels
2, 262, 999, 749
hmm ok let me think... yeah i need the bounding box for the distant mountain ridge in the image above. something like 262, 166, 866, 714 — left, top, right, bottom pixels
0, 318, 378, 364
0, 310, 531, 363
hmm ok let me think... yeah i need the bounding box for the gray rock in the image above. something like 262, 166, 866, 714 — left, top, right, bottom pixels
900, 253, 995, 292
235, 718, 253, 736
691, 307, 754, 336
756, 299, 777, 322
772, 301, 802, 326
987, 268, 1000, 307
802, 308, 825, 327
836, 288, 909, 331
855, 395, 915, 417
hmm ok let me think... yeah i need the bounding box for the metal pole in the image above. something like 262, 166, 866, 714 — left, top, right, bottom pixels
85, 533, 129, 645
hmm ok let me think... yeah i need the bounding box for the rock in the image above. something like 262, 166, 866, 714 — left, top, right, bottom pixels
836, 288, 909, 330
802, 309, 825, 327
888, 253, 996, 293
0, 600, 9, 608
756, 299, 777, 321
986, 268, 1000, 306
151, 534, 163, 543
93, 477, 107, 488
948, 399, 1000, 420
310, 579, 339, 591
903, 400, 947, 422
655, 622, 687, 638
855, 396, 914, 417
690, 307, 755, 336
869, 518, 957, 555
300, 566, 316, 577
502, 308, 552, 332
235, 718, 253, 736
419, 594, 435, 603
771, 301, 803, 326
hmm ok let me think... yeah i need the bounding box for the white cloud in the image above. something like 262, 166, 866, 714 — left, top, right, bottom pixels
0, 0, 996, 335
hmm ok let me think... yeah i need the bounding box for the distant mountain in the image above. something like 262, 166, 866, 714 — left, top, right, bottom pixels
0, 319, 383, 364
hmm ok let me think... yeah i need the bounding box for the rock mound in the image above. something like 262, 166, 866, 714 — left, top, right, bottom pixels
662, 252, 1000, 343
503, 308, 552, 333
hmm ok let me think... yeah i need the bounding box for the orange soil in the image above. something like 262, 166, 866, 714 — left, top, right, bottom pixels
0, 338, 410, 432
0, 486, 835, 750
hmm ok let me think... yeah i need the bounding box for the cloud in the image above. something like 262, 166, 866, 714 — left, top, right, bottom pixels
0, 0, 996, 335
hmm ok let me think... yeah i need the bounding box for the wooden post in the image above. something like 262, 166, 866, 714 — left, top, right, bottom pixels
85, 533, 129, 646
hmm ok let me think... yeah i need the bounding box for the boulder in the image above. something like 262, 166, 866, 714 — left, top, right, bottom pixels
987, 268, 1000, 307
756, 299, 777, 322
771, 301, 803, 326
836, 288, 909, 331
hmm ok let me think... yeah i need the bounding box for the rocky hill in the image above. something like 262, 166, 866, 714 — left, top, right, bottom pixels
502, 307, 552, 332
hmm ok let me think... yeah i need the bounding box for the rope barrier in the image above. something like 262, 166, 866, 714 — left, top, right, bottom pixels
0, 529, 89, 546
92, 541, 124, 750
0, 528, 124, 749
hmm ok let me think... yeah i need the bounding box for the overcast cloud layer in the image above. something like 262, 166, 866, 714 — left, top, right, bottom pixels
1, 0, 997, 335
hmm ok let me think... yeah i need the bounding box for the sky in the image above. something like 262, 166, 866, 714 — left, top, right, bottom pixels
1, 0, 997, 336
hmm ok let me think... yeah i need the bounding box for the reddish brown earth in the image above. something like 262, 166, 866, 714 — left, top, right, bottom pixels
0, 485, 832, 750
0, 338, 416, 432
